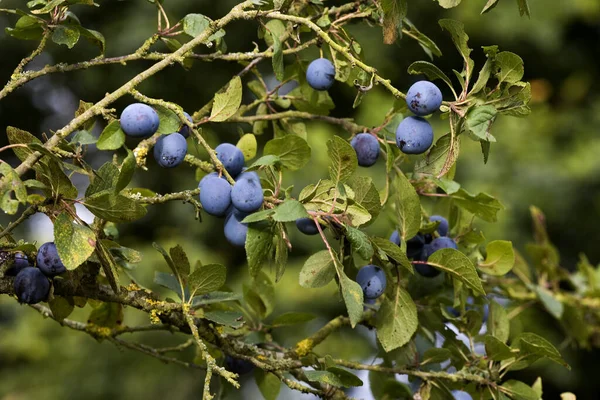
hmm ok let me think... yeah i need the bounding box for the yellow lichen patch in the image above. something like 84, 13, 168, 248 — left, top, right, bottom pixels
85, 323, 113, 338
149, 309, 162, 324
256, 354, 267, 361
294, 339, 314, 357
126, 282, 141, 292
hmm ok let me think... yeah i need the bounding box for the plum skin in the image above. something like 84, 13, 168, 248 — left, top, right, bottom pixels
306, 58, 335, 91
120, 103, 159, 138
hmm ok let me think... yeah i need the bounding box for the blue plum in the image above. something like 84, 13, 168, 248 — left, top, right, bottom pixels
452, 391, 473, 400
199, 176, 232, 217
231, 172, 264, 213
215, 143, 245, 178
224, 209, 249, 247
14, 267, 50, 304
423, 237, 458, 259
120, 103, 159, 138
415, 262, 441, 278
224, 355, 254, 375
36, 242, 66, 277
350, 133, 380, 167
5, 252, 30, 276
154, 132, 187, 168
295, 217, 324, 235
396, 116, 434, 155
430, 215, 449, 236
306, 58, 335, 91
356, 265, 387, 300
406, 80, 443, 116
178, 112, 193, 138
390, 231, 428, 260
199, 172, 220, 189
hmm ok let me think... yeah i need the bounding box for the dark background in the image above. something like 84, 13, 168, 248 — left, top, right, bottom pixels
1, 0, 600, 398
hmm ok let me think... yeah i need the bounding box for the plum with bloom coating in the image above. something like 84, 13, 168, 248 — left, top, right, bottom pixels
120, 103, 159, 138
406, 80, 442, 116
351, 133, 380, 167
37, 242, 66, 277
14, 267, 50, 304
356, 265, 387, 300
306, 58, 335, 91
396, 116, 434, 155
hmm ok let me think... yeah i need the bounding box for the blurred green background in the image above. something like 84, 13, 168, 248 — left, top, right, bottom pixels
1, 0, 600, 399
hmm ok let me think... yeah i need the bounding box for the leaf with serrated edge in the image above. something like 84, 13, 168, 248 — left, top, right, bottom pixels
340, 271, 364, 328
376, 286, 418, 352
327, 136, 357, 184
299, 250, 336, 288
427, 248, 485, 295
479, 240, 515, 276
210, 76, 242, 122
272, 199, 309, 222
392, 171, 421, 241
54, 213, 96, 270
188, 263, 226, 297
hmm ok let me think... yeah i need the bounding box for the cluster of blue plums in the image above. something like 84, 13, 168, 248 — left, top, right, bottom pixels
7, 242, 67, 304
306, 59, 442, 166
199, 144, 264, 247
120, 103, 191, 168
391, 215, 457, 278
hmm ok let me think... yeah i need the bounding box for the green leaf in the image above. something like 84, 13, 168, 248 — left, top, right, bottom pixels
263, 135, 311, 171
241, 209, 275, 223
369, 370, 413, 400
153, 243, 187, 297
189, 263, 226, 297
501, 380, 539, 400
414, 133, 458, 177
236, 133, 257, 161
346, 227, 374, 260
481, 0, 500, 13
246, 223, 274, 277
247, 155, 282, 170
339, 271, 364, 328
479, 240, 515, 276
182, 13, 209, 37
270, 312, 316, 327
51, 24, 80, 49
304, 368, 363, 388
515, 332, 569, 368
348, 176, 382, 224
84, 191, 147, 222
54, 213, 96, 270
244, 271, 275, 319
381, 0, 407, 44
7, 126, 43, 164
49, 296, 74, 322
370, 237, 413, 274
403, 19, 442, 59
36, 160, 78, 199
154, 272, 187, 299
376, 286, 418, 352
327, 136, 357, 184
153, 105, 181, 135
438, 0, 462, 7
210, 76, 242, 122
484, 335, 515, 361
191, 291, 241, 308
421, 348, 451, 365
271, 26, 284, 81
452, 189, 504, 222
516, 0, 531, 17
408, 61, 453, 93
427, 248, 485, 295
31, 0, 65, 14
535, 286, 564, 319
169, 245, 191, 279
487, 299, 510, 343
115, 150, 136, 193
272, 199, 309, 222
6, 15, 44, 41
392, 171, 421, 242
88, 302, 123, 328
203, 310, 244, 328
299, 250, 336, 288
97, 120, 125, 150
495, 52, 524, 84
438, 19, 474, 81
86, 162, 119, 196
466, 105, 496, 142
255, 370, 281, 400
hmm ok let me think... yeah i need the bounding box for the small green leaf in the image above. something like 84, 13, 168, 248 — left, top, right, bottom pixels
488, 299, 510, 343
54, 213, 96, 270
299, 250, 336, 288
97, 120, 125, 150
7, 126, 43, 164
515, 332, 569, 368
346, 227, 374, 260
501, 380, 539, 400
85, 162, 119, 196
49, 296, 74, 322
408, 61, 453, 93
479, 240, 515, 276
191, 291, 241, 308
241, 209, 275, 223
495, 52, 525, 84
439, 19, 474, 81
84, 191, 147, 222
421, 348, 451, 365
244, 271, 275, 319
481, 0, 500, 13
203, 310, 244, 328
51, 24, 80, 48
210, 76, 242, 122
182, 13, 209, 37
236, 133, 257, 161
115, 150, 136, 192
348, 176, 382, 224
484, 335, 515, 360
451, 188, 504, 222
77, 26, 105, 55
88, 302, 123, 328
414, 133, 459, 177
392, 171, 421, 242
255, 370, 281, 400
376, 286, 418, 352
6, 15, 44, 40
270, 312, 316, 327
31, 0, 65, 14
370, 237, 413, 274
516, 0, 531, 17
381, 0, 407, 44
246, 223, 274, 277
189, 263, 226, 297
466, 105, 497, 142
427, 248, 486, 295
304, 368, 363, 388
263, 135, 311, 171
327, 136, 357, 184
339, 271, 364, 328
154, 272, 187, 299
272, 199, 309, 222
438, 0, 462, 8
169, 245, 191, 279
535, 286, 564, 319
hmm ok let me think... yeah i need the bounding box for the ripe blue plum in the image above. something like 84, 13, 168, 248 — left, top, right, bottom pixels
430, 215, 449, 236
224, 355, 254, 375
215, 143, 245, 178
178, 112, 193, 138
356, 265, 387, 300
295, 217, 324, 235
390, 231, 428, 260
36, 242, 66, 277
306, 58, 335, 91
5, 252, 30, 276
120, 103, 159, 138
423, 237, 458, 259
199, 176, 232, 217
224, 209, 249, 247
452, 391, 473, 400
231, 172, 264, 213
395, 116, 434, 155
154, 133, 187, 168
406, 80, 443, 116
350, 133, 380, 167
14, 267, 50, 304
